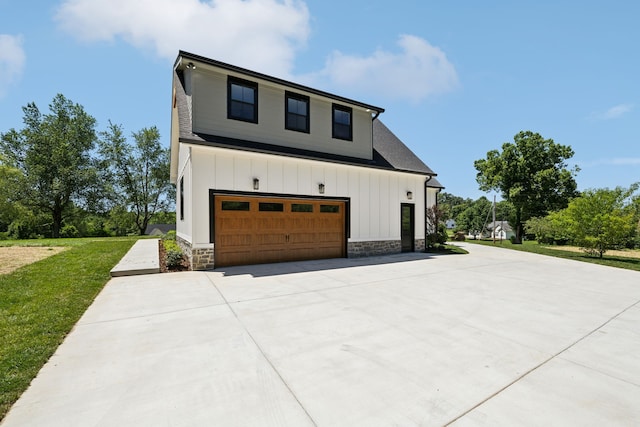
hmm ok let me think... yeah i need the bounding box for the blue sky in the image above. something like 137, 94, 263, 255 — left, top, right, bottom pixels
1, 0, 638, 200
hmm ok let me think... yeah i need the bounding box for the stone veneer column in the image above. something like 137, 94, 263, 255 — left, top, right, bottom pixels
347, 240, 403, 257
176, 237, 215, 270
191, 246, 215, 270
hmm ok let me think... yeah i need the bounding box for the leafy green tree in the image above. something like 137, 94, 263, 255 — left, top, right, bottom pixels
562, 185, 638, 257
105, 206, 137, 236
474, 131, 579, 243
438, 192, 471, 222
0, 94, 100, 237
525, 212, 570, 245
425, 205, 448, 248
0, 155, 25, 232
100, 122, 173, 235
456, 197, 492, 235
150, 210, 177, 225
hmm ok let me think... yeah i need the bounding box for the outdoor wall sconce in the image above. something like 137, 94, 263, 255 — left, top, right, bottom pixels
319, 183, 325, 194
253, 178, 259, 190
407, 191, 413, 200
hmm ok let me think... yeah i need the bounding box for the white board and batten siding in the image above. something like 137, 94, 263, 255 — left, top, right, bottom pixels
177, 144, 438, 249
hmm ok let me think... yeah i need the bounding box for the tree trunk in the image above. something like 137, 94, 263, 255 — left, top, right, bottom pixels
513, 208, 523, 244
52, 209, 63, 238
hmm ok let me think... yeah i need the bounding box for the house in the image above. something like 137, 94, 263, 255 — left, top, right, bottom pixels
144, 223, 176, 236
170, 51, 443, 270
485, 220, 514, 241
445, 219, 456, 229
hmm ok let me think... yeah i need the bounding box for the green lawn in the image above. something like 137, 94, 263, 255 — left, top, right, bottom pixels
0, 237, 137, 420
466, 239, 640, 272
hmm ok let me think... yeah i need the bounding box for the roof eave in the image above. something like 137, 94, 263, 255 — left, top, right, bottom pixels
176, 50, 385, 114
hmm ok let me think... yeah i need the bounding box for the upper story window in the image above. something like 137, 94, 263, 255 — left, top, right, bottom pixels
332, 104, 352, 141
228, 76, 258, 123
285, 91, 310, 133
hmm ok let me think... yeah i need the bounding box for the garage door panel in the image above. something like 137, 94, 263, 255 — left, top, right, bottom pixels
218, 234, 253, 246
256, 218, 286, 229
289, 232, 317, 244
255, 233, 286, 245
219, 218, 253, 231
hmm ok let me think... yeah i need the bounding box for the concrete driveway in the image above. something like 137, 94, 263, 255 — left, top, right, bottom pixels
3, 243, 639, 426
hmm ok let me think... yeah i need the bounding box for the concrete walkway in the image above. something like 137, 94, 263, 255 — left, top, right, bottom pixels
3, 243, 640, 426
109, 239, 160, 277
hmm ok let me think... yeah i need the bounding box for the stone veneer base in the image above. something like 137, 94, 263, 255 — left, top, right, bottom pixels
178, 237, 426, 269
176, 236, 215, 271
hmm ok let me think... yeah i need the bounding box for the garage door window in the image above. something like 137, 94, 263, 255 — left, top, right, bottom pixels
292, 203, 313, 212
259, 202, 284, 212
320, 205, 340, 213
222, 201, 250, 211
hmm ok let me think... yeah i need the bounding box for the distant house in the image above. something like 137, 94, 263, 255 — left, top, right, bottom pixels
485, 221, 514, 240
145, 224, 176, 236
445, 219, 456, 229
170, 51, 443, 269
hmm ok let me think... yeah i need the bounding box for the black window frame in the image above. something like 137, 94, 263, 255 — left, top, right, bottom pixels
227, 76, 258, 123
332, 104, 353, 141
285, 91, 310, 133
179, 176, 184, 221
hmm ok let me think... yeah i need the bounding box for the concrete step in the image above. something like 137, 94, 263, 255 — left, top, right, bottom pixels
110, 239, 160, 277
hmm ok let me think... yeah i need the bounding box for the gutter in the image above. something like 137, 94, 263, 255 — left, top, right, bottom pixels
424, 175, 433, 251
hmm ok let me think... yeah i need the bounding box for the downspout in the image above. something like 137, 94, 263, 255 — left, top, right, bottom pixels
424, 175, 433, 251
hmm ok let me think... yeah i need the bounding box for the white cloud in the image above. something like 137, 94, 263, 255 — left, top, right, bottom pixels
55, 2, 459, 103
311, 34, 459, 103
0, 34, 26, 98
610, 157, 640, 165
594, 103, 634, 120
578, 157, 640, 168
55, 0, 310, 78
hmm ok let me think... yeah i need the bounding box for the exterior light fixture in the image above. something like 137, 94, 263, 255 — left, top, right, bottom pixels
187, 62, 196, 69
318, 183, 325, 194
253, 178, 259, 190
407, 191, 413, 200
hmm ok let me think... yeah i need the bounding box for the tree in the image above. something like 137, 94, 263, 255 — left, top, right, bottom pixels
438, 192, 471, 222
425, 205, 448, 248
0, 154, 24, 232
474, 131, 579, 243
0, 94, 100, 237
456, 197, 492, 236
562, 185, 638, 258
100, 122, 173, 235
525, 212, 570, 245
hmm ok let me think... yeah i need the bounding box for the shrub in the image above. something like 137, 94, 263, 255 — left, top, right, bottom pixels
163, 239, 184, 269
163, 230, 177, 241
453, 231, 466, 241
8, 217, 42, 239
60, 225, 80, 238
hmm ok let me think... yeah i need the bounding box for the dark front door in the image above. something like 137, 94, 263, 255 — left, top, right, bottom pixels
401, 203, 415, 252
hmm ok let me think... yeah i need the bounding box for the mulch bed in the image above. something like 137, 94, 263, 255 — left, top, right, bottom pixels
158, 240, 190, 273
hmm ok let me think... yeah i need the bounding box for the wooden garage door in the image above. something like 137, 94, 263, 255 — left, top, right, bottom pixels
214, 195, 346, 267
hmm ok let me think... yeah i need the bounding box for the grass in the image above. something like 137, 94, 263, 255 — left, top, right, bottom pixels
426, 243, 468, 255
0, 237, 137, 420
466, 239, 640, 272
